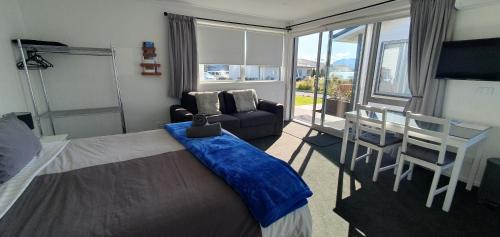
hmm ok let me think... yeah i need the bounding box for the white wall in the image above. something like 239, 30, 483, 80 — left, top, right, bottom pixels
0, 0, 27, 115
15, 0, 286, 137
443, 2, 500, 185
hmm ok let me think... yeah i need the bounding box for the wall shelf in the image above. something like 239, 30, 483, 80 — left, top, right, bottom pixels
141, 72, 162, 76
141, 41, 161, 76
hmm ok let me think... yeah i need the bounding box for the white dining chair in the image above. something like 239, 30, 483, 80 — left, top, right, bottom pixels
350, 104, 403, 182
393, 112, 456, 208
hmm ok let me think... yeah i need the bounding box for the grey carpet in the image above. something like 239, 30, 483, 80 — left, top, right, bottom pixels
283, 122, 342, 147
249, 123, 500, 237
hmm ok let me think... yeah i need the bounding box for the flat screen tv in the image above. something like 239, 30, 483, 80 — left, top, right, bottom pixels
435, 38, 500, 81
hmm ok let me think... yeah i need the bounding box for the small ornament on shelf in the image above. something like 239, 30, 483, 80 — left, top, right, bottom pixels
141, 41, 161, 76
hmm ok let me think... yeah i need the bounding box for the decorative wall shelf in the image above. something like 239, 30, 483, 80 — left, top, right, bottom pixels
140, 41, 161, 76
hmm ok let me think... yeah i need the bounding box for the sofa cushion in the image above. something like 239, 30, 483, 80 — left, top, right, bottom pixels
232, 90, 257, 112
207, 114, 240, 130
194, 92, 221, 115
181, 91, 226, 114
224, 90, 258, 114
231, 110, 275, 128
181, 91, 198, 114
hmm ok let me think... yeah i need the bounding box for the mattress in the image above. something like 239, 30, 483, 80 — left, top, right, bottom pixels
0, 129, 311, 237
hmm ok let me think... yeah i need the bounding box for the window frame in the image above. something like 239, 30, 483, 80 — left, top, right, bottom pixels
363, 17, 411, 108
372, 39, 410, 98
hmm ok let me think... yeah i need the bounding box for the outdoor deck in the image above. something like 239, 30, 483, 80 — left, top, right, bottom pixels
294, 104, 346, 131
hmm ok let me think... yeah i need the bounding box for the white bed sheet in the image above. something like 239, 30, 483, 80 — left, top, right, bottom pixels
2, 129, 312, 237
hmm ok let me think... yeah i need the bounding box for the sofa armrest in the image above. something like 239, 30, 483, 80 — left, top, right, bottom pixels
170, 105, 193, 123
258, 99, 283, 114
257, 99, 283, 135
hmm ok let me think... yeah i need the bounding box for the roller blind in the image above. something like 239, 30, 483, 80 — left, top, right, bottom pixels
246, 31, 283, 66
197, 25, 245, 65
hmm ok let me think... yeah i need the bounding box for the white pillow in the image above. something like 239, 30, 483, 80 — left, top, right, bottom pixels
232, 90, 257, 112
194, 92, 221, 115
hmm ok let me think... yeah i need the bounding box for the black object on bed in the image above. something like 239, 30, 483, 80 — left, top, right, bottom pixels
191, 114, 208, 127
186, 122, 222, 138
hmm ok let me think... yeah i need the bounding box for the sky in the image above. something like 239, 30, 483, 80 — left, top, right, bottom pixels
297, 31, 359, 63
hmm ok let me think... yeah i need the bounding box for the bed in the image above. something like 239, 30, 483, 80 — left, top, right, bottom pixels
0, 129, 312, 237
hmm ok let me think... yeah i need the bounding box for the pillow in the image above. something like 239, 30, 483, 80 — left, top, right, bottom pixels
194, 92, 221, 115
228, 89, 258, 105
232, 90, 257, 112
0, 115, 42, 184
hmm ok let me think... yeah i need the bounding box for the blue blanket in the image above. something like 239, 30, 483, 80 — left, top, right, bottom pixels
165, 122, 312, 227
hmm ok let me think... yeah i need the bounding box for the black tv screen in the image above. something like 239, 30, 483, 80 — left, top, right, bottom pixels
435, 38, 500, 81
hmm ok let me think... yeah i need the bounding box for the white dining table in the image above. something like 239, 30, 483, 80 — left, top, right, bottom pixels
339, 110, 490, 212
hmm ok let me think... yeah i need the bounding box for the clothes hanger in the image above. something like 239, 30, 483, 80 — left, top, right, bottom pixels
16, 51, 53, 70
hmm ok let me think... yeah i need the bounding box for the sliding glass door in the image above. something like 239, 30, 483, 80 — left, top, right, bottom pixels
292, 25, 367, 134
313, 26, 366, 132
292, 33, 321, 125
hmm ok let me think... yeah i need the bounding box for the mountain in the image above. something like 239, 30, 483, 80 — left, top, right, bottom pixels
333, 58, 356, 70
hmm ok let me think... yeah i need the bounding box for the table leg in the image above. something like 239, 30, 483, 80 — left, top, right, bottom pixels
340, 118, 351, 165
466, 141, 484, 190
442, 146, 466, 212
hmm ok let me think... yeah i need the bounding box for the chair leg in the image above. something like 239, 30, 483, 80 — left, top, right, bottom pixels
372, 149, 384, 182
426, 168, 442, 208
394, 146, 402, 175
407, 163, 415, 181
393, 157, 405, 192
366, 148, 371, 163
350, 141, 359, 171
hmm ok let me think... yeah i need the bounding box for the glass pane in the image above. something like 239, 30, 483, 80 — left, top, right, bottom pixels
293, 33, 320, 125
317, 25, 366, 130
244, 65, 280, 81
374, 17, 411, 97
200, 64, 241, 81
260, 66, 280, 80
245, 65, 260, 80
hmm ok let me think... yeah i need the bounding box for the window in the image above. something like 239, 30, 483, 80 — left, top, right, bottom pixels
361, 16, 412, 107
374, 40, 410, 97
245, 66, 280, 81
197, 24, 283, 82
199, 64, 241, 81
371, 17, 411, 98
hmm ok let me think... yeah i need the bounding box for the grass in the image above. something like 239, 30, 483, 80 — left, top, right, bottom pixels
295, 95, 314, 106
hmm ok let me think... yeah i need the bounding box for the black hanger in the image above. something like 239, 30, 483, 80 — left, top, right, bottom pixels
16, 51, 53, 70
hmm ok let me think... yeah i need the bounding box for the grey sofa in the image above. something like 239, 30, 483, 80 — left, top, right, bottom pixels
170, 91, 283, 140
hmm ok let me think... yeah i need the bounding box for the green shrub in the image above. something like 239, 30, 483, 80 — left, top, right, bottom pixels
296, 79, 313, 91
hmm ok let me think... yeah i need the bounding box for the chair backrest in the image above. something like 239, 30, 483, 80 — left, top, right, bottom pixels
355, 104, 388, 146
402, 112, 451, 165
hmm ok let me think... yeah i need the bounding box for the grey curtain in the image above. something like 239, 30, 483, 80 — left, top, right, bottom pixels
167, 14, 198, 98
405, 0, 456, 116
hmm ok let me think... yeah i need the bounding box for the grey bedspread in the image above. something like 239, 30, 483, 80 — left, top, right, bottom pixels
0, 150, 261, 237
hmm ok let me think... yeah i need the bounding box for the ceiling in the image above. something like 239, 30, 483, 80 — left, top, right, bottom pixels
158, 0, 388, 22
